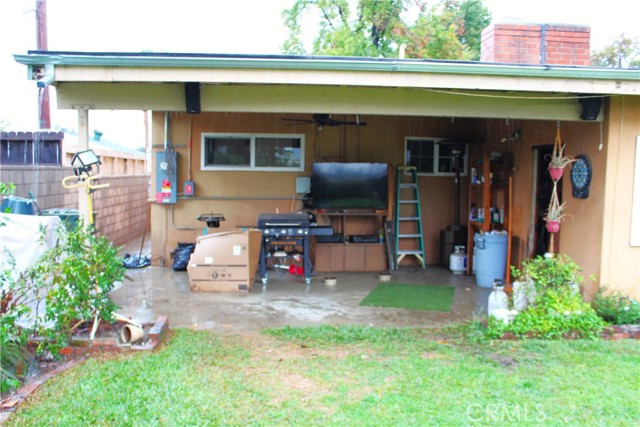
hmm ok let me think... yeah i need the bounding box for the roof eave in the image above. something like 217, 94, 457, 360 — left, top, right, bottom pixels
14, 51, 640, 83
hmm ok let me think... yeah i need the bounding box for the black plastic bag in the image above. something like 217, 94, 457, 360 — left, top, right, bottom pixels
173, 242, 195, 271
123, 253, 151, 269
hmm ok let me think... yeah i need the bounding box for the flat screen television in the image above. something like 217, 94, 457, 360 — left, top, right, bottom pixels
312, 162, 388, 210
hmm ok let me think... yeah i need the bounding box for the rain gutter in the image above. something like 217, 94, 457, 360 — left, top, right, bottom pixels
14, 51, 640, 82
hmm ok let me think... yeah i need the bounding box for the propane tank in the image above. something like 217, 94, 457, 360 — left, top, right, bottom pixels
488, 279, 509, 316
449, 246, 467, 275
472, 247, 477, 275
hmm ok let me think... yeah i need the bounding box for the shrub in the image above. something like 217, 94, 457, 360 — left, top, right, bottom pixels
23, 221, 125, 355
1, 215, 124, 392
488, 254, 604, 339
1, 181, 30, 393
592, 287, 640, 325
487, 289, 604, 339
511, 253, 583, 291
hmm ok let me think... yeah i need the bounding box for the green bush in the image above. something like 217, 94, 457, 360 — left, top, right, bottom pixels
487, 289, 604, 339
1, 181, 29, 393
488, 254, 604, 339
511, 253, 583, 290
592, 287, 640, 325
24, 221, 125, 355
1, 214, 124, 392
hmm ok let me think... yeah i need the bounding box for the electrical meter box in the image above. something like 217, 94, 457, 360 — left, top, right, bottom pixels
155, 151, 178, 204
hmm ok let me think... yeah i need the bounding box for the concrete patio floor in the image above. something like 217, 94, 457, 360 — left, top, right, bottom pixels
113, 234, 491, 334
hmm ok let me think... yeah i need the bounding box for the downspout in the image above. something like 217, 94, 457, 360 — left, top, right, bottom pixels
36, 63, 54, 88
540, 24, 547, 65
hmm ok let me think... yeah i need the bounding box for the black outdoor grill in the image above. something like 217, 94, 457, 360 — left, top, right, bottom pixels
257, 213, 331, 286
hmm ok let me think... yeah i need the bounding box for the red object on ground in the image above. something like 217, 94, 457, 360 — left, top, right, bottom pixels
288, 264, 304, 275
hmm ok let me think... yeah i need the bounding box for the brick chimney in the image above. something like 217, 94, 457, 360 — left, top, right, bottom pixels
481, 22, 591, 66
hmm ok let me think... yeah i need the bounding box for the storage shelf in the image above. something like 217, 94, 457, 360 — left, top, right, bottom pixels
466, 153, 513, 279
313, 210, 388, 272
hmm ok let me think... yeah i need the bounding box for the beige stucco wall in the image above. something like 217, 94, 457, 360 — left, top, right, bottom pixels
480, 118, 611, 299
600, 96, 640, 299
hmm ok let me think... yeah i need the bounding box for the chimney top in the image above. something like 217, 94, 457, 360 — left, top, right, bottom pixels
481, 22, 591, 66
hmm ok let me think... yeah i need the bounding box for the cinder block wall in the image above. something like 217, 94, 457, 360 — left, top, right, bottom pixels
0, 165, 150, 247
92, 175, 150, 247
481, 23, 591, 66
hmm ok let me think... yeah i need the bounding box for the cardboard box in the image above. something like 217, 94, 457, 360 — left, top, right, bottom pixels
188, 266, 252, 292
187, 229, 262, 292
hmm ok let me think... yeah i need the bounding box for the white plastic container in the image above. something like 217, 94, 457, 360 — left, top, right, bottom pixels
488, 280, 509, 316
449, 246, 467, 275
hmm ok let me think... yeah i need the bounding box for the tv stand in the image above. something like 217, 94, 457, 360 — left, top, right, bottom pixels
312, 210, 388, 272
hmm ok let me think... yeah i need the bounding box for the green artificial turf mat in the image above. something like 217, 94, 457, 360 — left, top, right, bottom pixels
359, 283, 454, 311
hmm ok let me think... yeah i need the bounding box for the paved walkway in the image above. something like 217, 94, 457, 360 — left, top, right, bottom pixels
113, 234, 491, 334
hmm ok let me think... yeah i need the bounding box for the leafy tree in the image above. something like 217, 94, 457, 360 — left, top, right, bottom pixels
281, 0, 491, 60
591, 33, 640, 68
282, 0, 405, 58
453, 0, 491, 59
401, 1, 469, 60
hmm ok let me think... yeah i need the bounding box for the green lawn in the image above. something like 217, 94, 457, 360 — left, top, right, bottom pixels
6, 325, 640, 426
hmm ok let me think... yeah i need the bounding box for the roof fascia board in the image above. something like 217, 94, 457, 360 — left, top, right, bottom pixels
50, 65, 637, 95
14, 52, 640, 83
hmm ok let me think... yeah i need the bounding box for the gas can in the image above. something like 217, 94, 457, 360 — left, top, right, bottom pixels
449, 246, 467, 275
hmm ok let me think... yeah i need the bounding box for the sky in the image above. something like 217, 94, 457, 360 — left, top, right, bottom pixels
1, 0, 638, 148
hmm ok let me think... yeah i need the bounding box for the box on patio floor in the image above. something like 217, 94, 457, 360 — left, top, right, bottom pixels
187, 229, 262, 292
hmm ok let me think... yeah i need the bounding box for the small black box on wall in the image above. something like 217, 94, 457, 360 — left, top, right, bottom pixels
579, 95, 603, 121
185, 82, 201, 114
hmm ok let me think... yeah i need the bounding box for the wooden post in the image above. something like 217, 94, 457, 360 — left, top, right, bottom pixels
77, 109, 90, 229
506, 177, 513, 290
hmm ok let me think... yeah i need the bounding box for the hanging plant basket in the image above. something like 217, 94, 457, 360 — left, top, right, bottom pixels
543, 181, 572, 233
547, 127, 575, 178
546, 220, 561, 233
549, 166, 564, 181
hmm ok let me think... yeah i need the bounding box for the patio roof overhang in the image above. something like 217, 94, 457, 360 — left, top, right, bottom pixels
14, 51, 640, 121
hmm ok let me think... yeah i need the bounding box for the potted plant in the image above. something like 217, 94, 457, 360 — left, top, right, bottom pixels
544, 200, 572, 233
543, 186, 572, 233
548, 143, 575, 181
547, 127, 575, 181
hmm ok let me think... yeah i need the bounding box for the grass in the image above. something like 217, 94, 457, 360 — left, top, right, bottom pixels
5, 325, 640, 426
359, 283, 454, 311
